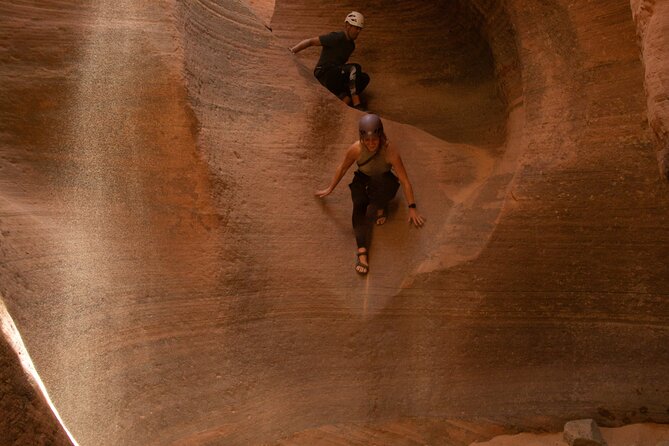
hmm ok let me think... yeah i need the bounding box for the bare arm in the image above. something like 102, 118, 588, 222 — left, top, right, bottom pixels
315, 142, 360, 197
290, 37, 321, 54
387, 145, 425, 227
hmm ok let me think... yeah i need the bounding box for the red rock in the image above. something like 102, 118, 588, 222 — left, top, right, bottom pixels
1, 0, 668, 445
631, 0, 669, 180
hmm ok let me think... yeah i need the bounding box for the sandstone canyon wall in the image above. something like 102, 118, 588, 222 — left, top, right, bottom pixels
1, 299, 73, 445
1, 0, 668, 445
631, 0, 669, 179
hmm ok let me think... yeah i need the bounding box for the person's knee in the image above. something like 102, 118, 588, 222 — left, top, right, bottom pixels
317, 68, 345, 95
370, 180, 398, 205
357, 72, 370, 92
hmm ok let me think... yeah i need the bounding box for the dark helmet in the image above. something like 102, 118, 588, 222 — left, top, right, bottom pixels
359, 113, 384, 138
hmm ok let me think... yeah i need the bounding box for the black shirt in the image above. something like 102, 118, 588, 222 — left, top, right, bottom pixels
316, 31, 355, 68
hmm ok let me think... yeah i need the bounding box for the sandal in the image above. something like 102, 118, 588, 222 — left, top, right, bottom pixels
376, 208, 387, 225
355, 250, 369, 275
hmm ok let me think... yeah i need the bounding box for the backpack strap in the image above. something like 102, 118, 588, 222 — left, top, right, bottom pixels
357, 146, 381, 167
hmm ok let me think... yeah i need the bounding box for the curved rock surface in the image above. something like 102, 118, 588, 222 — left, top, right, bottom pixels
631, 0, 669, 179
1, 299, 73, 445
1, 0, 668, 445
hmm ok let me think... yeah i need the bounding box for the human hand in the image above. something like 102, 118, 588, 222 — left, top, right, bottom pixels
315, 187, 333, 198
408, 208, 425, 227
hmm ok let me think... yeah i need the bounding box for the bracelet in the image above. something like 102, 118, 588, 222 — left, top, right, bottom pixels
408, 203, 416, 209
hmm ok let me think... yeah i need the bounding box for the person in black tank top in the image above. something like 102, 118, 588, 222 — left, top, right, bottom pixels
289, 12, 370, 109
315, 114, 425, 275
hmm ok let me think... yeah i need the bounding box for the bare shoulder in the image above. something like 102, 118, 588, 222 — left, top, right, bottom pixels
347, 140, 362, 158
384, 140, 401, 161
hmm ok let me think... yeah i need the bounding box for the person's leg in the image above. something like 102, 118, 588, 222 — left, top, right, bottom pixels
369, 172, 400, 225
349, 172, 371, 273
316, 66, 347, 98
342, 64, 364, 107
356, 70, 370, 95
350, 175, 370, 248
316, 65, 366, 107
375, 206, 388, 225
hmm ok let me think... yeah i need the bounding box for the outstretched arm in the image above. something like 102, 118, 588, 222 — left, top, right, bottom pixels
290, 37, 321, 54
315, 143, 360, 197
388, 147, 425, 227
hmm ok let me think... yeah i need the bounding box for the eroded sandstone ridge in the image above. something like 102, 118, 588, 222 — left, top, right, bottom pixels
631, 0, 669, 179
1, 300, 73, 445
1, 0, 668, 445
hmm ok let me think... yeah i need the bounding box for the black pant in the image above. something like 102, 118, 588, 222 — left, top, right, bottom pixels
314, 63, 370, 99
349, 170, 400, 249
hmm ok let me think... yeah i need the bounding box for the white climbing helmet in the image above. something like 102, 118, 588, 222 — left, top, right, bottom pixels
345, 11, 364, 29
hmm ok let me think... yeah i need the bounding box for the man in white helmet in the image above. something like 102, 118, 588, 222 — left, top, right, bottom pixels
289, 11, 369, 109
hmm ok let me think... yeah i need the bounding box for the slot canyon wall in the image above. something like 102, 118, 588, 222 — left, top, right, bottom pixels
631, 0, 669, 179
1, 0, 668, 445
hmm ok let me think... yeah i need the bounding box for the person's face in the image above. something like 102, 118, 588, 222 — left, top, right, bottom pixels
346, 24, 362, 40
362, 134, 380, 151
